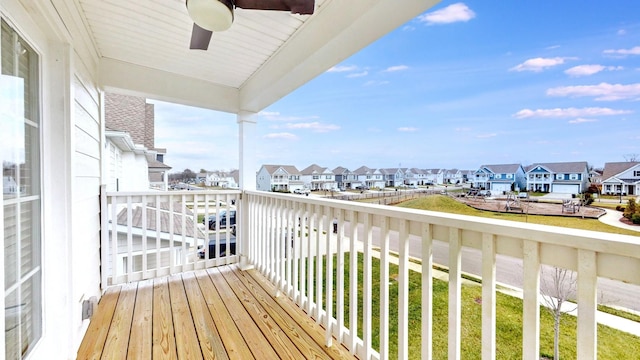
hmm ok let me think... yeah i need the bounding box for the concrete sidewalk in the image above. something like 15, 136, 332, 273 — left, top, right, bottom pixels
598, 209, 640, 232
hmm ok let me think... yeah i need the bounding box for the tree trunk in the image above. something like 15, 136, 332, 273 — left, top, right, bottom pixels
554, 310, 561, 360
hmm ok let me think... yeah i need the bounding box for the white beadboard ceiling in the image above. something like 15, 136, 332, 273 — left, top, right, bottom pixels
75, 0, 441, 113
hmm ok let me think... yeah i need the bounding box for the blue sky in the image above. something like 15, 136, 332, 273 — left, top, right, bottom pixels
152, 1, 640, 174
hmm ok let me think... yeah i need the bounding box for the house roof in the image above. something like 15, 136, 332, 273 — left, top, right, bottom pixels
70, 0, 440, 114
602, 162, 640, 181
262, 165, 300, 175
480, 164, 522, 174
301, 164, 331, 175
116, 202, 205, 239
526, 161, 588, 174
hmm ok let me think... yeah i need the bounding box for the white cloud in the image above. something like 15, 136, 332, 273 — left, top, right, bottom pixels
260, 112, 320, 122
347, 71, 368, 78
455, 127, 472, 132
546, 82, 640, 101
617, 29, 627, 36
283, 122, 340, 133
263, 132, 298, 140
564, 64, 603, 77
514, 107, 631, 119
476, 133, 497, 139
510, 57, 573, 72
568, 118, 598, 124
398, 127, 419, 132
383, 65, 409, 72
603, 46, 640, 57
418, 3, 476, 25
564, 64, 623, 77
363, 80, 390, 87
327, 65, 359, 73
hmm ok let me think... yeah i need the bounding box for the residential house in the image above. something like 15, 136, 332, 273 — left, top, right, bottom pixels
2, 2, 635, 359
601, 162, 640, 196
405, 168, 427, 186
300, 164, 336, 191
205, 170, 239, 188
444, 169, 464, 184
473, 164, 527, 193
105, 93, 171, 190
381, 167, 406, 187
525, 161, 589, 194
353, 166, 386, 189
104, 129, 152, 191
333, 166, 361, 190
256, 165, 304, 192
424, 168, 445, 185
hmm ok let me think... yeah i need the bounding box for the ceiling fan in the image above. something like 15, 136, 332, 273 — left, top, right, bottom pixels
186, 0, 316, 50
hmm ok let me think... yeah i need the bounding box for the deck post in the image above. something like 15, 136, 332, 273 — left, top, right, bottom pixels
238, 111, 257, 270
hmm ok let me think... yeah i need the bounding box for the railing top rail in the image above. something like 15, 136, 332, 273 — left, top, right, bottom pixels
244, 190, 640, 259
105, 189, 242, 197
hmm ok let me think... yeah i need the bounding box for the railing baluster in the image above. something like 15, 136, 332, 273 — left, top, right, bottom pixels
349, 209, 358, 354
379, 216, 390, 359
363, 213, 373, 360
578, 249, 597, 360
336, 209, 345, 344
398, 219, 409, 360
126, 196, 133, 282
481, 232, 496, 360
315, 204, 323, 323
142, 195, 148, 275
522, 240, 540, 360
325, 205, 334, 347
448, 228, 462, 360
421, 223, 433, 360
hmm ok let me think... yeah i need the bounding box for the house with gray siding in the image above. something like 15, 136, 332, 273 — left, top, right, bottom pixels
525, 161, 589, 194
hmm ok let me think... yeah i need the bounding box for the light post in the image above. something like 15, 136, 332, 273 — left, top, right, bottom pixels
620, 181, 623, 204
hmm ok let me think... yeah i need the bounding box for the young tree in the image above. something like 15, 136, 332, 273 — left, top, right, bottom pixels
540, 267, 577, 360
623, 153, 639, 162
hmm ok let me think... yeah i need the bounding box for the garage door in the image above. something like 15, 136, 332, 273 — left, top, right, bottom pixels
491, 183, 511, 193
552, 184, 579, 194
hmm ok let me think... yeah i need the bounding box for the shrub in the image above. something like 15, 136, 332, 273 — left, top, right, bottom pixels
616, 205, 625, 212
632, 214, 640, 224
624, 199, 637, 219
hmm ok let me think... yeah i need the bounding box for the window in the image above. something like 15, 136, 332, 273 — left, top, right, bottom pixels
556, 174, 564, 180
506, 174, 513, 179
634, 171, 640, 177
570, 173, 578, 180
2, 20, 42, 360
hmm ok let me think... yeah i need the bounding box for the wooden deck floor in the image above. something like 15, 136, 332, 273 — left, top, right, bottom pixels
77, 265, 356, 360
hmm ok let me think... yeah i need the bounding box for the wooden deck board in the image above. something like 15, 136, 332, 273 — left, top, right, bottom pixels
77, 265, 357, 360
77, 286, 121, 360
168, 274, 203, 360
217, 267, 306, 360
153, 277, 177, 359
127, 279, 154, 359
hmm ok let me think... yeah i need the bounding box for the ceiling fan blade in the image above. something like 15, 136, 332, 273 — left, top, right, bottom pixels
190, 23, 213, 50
235, 0, 315, 14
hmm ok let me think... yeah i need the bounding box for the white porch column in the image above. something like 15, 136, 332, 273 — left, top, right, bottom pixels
237, 111, 257, 270
238, 111, 257, 191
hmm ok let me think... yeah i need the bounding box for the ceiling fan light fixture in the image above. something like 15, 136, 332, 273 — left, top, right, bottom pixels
187, 0, 234, 32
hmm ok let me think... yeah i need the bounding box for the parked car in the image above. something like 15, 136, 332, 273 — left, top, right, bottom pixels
293, 188, 310, 195
198, 233, 236, 259
204, 209, 236, 230
355, 185, 369, 190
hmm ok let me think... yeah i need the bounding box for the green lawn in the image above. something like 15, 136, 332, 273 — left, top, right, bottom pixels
318, 253, 640, 359
396, 195, 640, 236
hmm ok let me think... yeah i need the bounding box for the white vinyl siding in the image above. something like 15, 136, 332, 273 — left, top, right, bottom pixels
2, 20, 42, 360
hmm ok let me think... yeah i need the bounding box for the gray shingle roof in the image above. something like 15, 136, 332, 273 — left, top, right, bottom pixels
602, 162, 640, 181
526, 161, 588, 173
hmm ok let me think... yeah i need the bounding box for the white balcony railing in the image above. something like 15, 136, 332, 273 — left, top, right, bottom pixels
243, 190, 640, 360
100, 186, 241, 286
100, 188, 640, 359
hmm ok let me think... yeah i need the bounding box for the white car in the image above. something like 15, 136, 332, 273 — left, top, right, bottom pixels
293, 188, 310, 195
